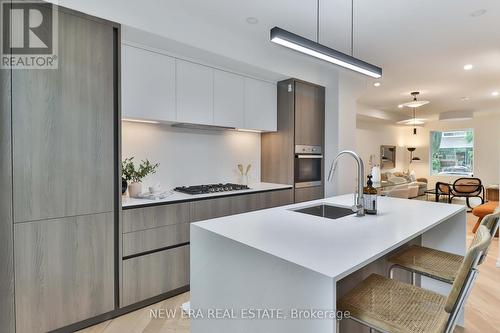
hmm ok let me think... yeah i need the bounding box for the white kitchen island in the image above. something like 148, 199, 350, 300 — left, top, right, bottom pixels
190, 194, 466, 333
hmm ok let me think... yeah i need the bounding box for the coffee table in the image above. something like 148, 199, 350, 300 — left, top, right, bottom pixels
424, 188, 449, 202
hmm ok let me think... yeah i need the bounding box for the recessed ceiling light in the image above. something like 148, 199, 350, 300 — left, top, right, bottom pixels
373, 82, 381, 87
463, 64, 474, 70
398, 104, 403, 109
461, 97, 470, 101
246, 17, 259, 24
492, 91, 499, 96
470, 9, 487, 17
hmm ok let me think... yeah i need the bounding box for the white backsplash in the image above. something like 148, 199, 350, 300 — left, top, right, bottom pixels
122, 121, 261, 190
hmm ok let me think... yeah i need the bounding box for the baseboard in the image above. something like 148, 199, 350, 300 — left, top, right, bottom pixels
49, 285, 190, 333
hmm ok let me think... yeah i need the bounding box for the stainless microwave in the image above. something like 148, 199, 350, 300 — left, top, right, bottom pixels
294, 145, 323, 188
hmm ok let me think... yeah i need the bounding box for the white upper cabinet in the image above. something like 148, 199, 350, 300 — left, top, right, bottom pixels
176, 59, 214, 125
122, 45, 176, 122
244, 78, 277, 132
121, 43, 277, 131
213, 70, 244, 128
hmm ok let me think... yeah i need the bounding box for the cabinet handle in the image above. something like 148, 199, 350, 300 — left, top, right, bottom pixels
296, 155, 323, 159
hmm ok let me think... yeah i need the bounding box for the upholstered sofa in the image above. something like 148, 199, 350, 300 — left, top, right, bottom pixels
381, 171, 428, 197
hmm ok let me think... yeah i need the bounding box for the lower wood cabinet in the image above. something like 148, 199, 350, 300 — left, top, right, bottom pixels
122, 245, 190, 307
120, 188, 293, 307
190, 196, 240, 222
14, 213, 115, 333
122, 202, 190, 233
123, 223, 190, 257
294, 186, 324, 203
190, 189, 293, 222
251, 189, 294, 209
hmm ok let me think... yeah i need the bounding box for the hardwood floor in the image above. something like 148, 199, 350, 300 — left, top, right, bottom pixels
79, 213, 500, 333
78, 293, 190, 333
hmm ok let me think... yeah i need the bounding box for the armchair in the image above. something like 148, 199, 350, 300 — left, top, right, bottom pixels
435, 177, 485, 209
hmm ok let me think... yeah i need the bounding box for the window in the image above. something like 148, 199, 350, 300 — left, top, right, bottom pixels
430, 130, 474, 176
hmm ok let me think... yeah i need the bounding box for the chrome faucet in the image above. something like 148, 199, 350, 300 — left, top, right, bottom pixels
328, 150, 365, 217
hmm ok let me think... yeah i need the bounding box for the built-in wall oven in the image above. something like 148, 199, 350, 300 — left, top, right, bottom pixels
294, 145, 323, 188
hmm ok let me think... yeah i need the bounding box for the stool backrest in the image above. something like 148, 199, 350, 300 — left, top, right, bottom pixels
443, 226, 490, 333
477, 211, 500, 265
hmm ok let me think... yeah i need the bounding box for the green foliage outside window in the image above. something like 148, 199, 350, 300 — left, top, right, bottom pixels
430, 130, 473, 176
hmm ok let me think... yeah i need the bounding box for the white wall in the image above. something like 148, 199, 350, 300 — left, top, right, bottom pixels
122, 122, 261, 189
410, 114, 500, 187
356, 119, 407, 176
329, 74, 368, 195
356, 113, 500, 188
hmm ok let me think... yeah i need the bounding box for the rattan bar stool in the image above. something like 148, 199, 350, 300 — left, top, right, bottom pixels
337, 226, 491, 333
388, 211, 500, 284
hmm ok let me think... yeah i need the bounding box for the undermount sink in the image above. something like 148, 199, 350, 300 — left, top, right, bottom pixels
293, 204, 355, 220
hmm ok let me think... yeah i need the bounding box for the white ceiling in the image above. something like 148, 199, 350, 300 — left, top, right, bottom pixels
353, 0, 500, 120
58, 0, 500, 119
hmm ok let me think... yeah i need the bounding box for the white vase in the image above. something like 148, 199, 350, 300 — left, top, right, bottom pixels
371, 166, 381, 183
239, 175, 249, 186
128, 182, 142, 198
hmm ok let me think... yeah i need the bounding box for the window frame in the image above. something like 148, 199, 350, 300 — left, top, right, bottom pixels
429, 129, 474, 177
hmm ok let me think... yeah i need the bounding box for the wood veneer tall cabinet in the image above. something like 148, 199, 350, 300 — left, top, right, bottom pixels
261, 79, 325, 202
0, 44, 15, 333
6, 5, 121, 333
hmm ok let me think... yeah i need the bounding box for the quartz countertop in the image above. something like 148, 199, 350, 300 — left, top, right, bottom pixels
122, 182, 293, 209
192, 194, 466, 279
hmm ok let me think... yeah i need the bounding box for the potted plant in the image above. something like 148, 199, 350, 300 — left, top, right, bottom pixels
121, 157, 159, 197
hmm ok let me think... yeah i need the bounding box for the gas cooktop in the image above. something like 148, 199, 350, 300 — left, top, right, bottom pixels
174, 183, 250, 195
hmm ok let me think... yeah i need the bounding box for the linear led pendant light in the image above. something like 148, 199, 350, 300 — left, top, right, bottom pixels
270, 0, 382, 78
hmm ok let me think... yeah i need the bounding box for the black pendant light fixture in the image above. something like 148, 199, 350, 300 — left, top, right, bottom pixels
412, 108, 417, 135
270, 0, 382, 78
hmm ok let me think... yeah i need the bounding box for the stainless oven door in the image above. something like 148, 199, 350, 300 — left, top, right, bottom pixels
294, 154, 323, 188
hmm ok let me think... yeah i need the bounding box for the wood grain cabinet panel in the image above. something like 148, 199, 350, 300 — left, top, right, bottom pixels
122, 245, 190, 306
11, 11, 115, 222
190, 198, 232, 222
123, 223, 190, 257
0, 64, 15, 333
190, 195, 253, 222
190, 190, 294, 222
294, 81, 325, 146
295, 187, 324, 203
261, 81, 295, 186
14, 213, 115, 333
261, 189, 294, 208
120, 190, 292, 307
245, 190, 294, 211
122, 203, 190, 233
